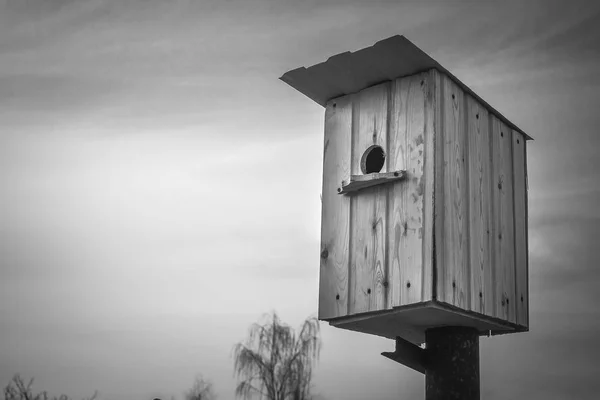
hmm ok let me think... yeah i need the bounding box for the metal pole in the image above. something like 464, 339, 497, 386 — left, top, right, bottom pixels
425, 327, 480, 400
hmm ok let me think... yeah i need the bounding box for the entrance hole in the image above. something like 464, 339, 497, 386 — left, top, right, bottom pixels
361, 145, 385, 174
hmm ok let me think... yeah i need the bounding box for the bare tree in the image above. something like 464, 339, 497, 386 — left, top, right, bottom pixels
3, 375, 97, 400
232, 312, 321, 400
184, 375, 216, 400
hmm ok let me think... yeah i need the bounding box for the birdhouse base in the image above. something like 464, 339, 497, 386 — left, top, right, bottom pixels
327, 301, 527, 345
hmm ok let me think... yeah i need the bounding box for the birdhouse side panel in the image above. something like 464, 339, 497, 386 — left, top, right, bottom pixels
491, 116, 517, 323
466, 95, 495, 318
349, 83, 389, 314
434, 73, 470, 310
433, 71, 528, 328
512, 130, 529, 328
387, 72, 435, 308
319, 96, 353, 320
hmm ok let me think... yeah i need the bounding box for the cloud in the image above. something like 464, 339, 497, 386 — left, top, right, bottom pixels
0, 72, 126, 117
1, 0, 81, 17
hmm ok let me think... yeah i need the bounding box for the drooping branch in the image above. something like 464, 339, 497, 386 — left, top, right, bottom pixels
232, 312, 321, 400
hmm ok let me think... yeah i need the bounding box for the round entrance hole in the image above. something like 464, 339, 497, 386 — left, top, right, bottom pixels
361, 145, 385, 174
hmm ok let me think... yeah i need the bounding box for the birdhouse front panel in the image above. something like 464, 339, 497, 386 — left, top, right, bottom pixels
318, 69, 529, 335
319, 71, 436, 320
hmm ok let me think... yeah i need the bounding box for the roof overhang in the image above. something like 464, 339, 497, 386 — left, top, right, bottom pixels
280, 35, 531, 141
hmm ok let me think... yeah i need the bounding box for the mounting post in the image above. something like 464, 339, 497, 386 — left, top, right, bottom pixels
425, 327, 480, 400
382, 326, 480, 400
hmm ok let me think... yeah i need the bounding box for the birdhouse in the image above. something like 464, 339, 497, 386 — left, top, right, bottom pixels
280, 36, 530, 345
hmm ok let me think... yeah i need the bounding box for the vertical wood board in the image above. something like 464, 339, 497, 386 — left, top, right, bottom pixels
319, 96, 352, 319
387, 73, 429, 307
466, 95, 494, 317
349, 83, 389, 314
490, 116, 516, 323
435, 74, 470, 309
432, 69, 443, 303
422, 70, 436, 303
512, 130, 529, 327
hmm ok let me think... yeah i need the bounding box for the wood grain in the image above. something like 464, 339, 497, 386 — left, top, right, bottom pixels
387, 73, 429, 307
349, 83, 389, 314
466, 95, 494, 317
436, 74, 469, 309
318, 95, 352, 319
490, 116, 516, 323
512, 130, 529, 327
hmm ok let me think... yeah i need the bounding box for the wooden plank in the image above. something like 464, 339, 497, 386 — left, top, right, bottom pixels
436, 74, 469, 309
349, 83, 389, 314
466, 95, 494, 317
490, 116, 516, 323
512, 130, 528, 327
524, 141, 530, 328
422, 69, 437, 302
431, 69, 443, 302
318, 95, 352, 319
387, 73, 429, 307
339, 170, 406, 194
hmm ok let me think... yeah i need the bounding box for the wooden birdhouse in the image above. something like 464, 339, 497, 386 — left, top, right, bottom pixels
280, 36, 531, 345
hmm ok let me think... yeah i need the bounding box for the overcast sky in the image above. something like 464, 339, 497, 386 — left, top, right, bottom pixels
1, 0, 600, 399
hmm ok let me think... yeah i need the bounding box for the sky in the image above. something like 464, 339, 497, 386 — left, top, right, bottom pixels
1, 0, 600, 399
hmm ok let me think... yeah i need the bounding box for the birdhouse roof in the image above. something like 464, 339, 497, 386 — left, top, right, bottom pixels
280, 35, 531, 140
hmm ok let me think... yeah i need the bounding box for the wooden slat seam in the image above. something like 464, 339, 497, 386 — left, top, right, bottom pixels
523, 140, 530, 329
384, 80, 394, 309
524, 141, 530, 328
431, 69, 440, 302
